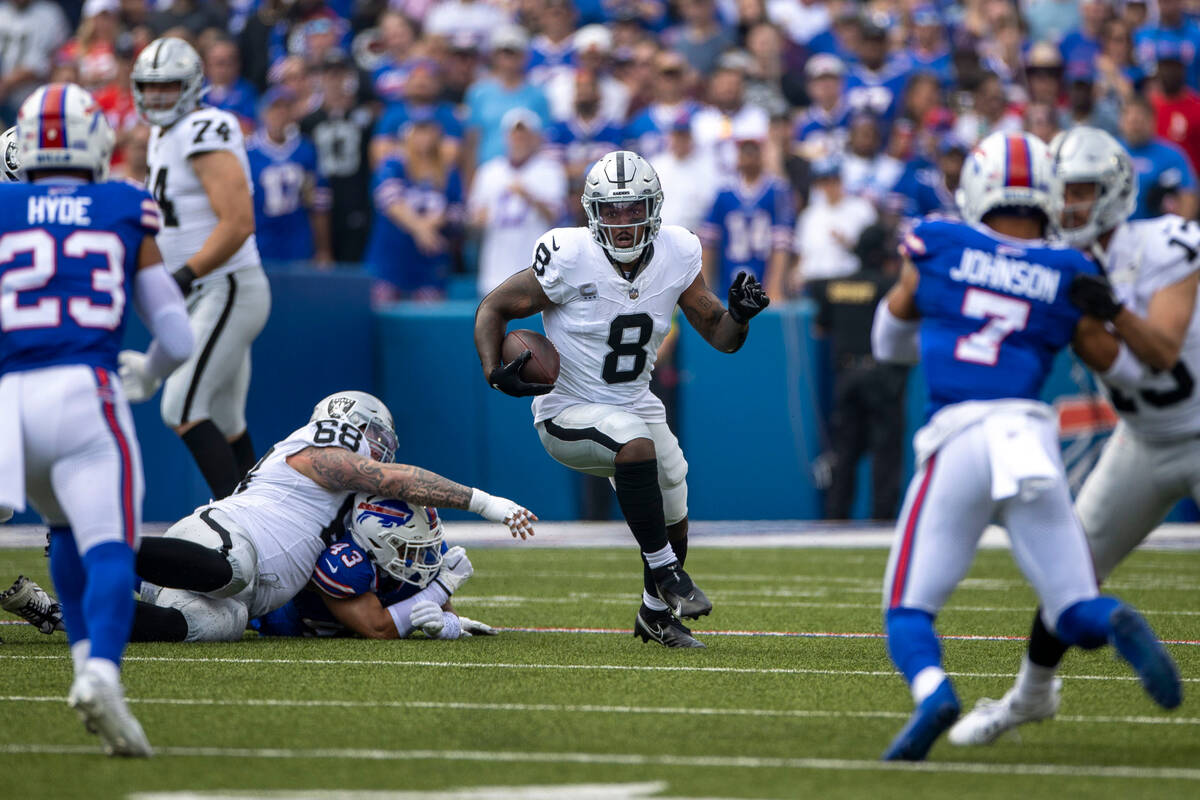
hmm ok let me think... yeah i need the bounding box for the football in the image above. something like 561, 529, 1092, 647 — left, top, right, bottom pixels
501, 329, 560, 384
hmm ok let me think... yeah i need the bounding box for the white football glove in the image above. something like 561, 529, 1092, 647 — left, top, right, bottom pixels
468, 489, 537, 539
458, 616, 498, 636
437, 546, 473, 594
409, 599, 444, 637
118, 350, 162, 403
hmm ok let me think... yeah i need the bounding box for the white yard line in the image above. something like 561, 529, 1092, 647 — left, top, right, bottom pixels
1, 743, 1198, 782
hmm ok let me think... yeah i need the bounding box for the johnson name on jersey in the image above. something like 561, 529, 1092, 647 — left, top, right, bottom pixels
906, 218, 1099, 416
0, 181, 160, 376
148, 106, 261, 279
1101, 215, 1200, 438
531, 225, 702, 424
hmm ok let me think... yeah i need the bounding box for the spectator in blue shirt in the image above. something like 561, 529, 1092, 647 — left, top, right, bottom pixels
465, 24, 552, 171
369, 11, 419, 105
807, 6, 861, 62
247, 89, 333, 266
1134, 0, 1200, 89
1059, 0, 1107, 66
893, 134, 967, 219
905, 6, 955, 89
793, 54, 851, 160
664, 0, 737, 76
528, 0, 577, 86
365, 114, 465, 304
203, 37, 258, 129
1121, 94, 1200, 220
371, 58, 464, 169
545, 68, 625, 222
844, 16, 912, 127
624, 50, 699, 159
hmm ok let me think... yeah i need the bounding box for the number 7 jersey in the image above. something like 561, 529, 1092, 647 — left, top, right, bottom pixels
530, 225, 702, 424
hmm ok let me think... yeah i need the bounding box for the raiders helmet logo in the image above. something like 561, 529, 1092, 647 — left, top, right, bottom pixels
327, 397, 357, 418
4, 138, 18, 175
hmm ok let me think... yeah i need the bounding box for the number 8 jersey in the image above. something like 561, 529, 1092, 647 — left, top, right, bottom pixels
530, 225, 702, 424
147, 106, 261, 279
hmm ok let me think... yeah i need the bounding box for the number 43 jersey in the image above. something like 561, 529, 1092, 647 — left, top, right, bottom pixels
1100, 216, 1200, 439
147, 106, 261, 279
531, 225, 702, 424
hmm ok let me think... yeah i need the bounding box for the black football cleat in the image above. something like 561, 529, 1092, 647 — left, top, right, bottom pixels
634, 605, 705, 648
652, 562, 712, 619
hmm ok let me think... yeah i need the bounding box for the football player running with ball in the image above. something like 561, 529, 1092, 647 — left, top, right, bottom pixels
474, 150, 769, 648
950, 127, 1200, 745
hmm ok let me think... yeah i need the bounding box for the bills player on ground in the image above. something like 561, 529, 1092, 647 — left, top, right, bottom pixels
474, 150, 770, 648
113, 391, 535, 642
252, 495, 496, 639
871, 131, 1181, 761
0, 83, 194, 756
121, 36, 272, 500
950, 127, 1200, 745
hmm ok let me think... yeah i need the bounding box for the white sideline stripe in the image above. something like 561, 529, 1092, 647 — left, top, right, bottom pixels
1, 654, 1195, 683
4, 694, 1196, 727
2, 743, 1199, 781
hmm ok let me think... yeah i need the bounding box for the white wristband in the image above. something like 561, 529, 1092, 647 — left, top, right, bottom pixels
1102, 342, 1147, 390
387, 602, 411, 637
468, 488, 489, 515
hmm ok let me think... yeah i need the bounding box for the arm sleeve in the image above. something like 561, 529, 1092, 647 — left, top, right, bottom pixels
134, 265, 194, 380
871, 298, 921, 364
384, 581, 452, 637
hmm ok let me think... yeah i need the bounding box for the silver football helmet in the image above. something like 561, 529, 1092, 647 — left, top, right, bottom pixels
2, 126, 20, 181
310, 391, 398, 463
132, 37, 206, 127
348, 494, 445, 587
581, 150, 663, 263
1050, 126, 1136, 249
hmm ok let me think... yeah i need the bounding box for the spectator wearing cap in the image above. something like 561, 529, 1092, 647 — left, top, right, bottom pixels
692, 55, 771, 175
1135, 0, 1200, 90
699, 114, 794, 298
905, 5, 955, 89
893, 134, 967, 219
368, 10, 418, 105
0, 0, 69, 121
952, 72, 1023, 146
1023, 42, 1072, 130
844, 15, 913, 127
371, 58, 464, 169
664, 0, 737, 76
794, 54, 851, 161
792, 156, 877, 285
1059, 0, 1109, 67
1150, 37, 1200, 178
366, 112, 465, 303
545, 24, 631, 124
424, 0, 512, 50
1066, 58, 1120, 136
440, 32, 485, 106
546, 69, 626, 222
204, 37, 259, 130
766, 0, 830, 47
1121, 94, 1200, 220
528, 0, 578, 87
469, 108, 567, 295
247, 89, 333, 267
624, 50, 701, 159
300, 50, 377, 264
464, 24, 552, 172
650, 110, 720, 233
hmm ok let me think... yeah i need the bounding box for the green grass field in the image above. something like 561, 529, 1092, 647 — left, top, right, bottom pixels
0, 543, 1196, 800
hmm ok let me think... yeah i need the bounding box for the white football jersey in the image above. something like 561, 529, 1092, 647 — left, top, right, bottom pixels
148, 106, 261, 281
1100, 215, 1200, 439
209, 420, 372, 617
531, 225, 703, 424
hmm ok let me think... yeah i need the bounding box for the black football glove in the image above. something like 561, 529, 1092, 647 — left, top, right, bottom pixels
1068, 273, 1123, 321
173, 264, 198, 297
488, 350, 555, 397
727, 272, 769, 325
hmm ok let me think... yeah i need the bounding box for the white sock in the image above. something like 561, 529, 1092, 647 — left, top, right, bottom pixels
642, 590, 668, 611
911, 666, 947, 704
643, 544, 677, 570
1014, 655, 1057, 699
70, 641, 90, 676
84, 657, 120, 685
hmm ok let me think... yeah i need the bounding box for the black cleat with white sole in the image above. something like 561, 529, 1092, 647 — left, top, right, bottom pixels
634, 605, 705, 648
652, 562, 712, 619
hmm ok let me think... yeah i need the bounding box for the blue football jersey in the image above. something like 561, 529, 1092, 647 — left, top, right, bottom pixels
844, 58, 913, 125
793, 103, 852, 157
546, 117, 625, 170
0, 181, 160, 377
247, 131, 329, 262
699, 176, 794, 296
907, 218, 1099, 417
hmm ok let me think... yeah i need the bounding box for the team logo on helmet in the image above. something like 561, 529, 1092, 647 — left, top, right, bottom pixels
327, 396, 357, 419
355, 499, 415, 529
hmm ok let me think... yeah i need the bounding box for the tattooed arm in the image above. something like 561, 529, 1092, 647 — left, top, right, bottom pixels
474, 268, 554, 377
677, 274, 749, 353
286, 447, 537, 538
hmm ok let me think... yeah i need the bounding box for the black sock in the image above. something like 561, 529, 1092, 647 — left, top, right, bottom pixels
670, 535, 688, 566
614, 459, 669, 554
1029, 606, 1070, 668
642, 556, 657, 598
129, 600, 189, 642
137, 537, 232, 592
181, 420, 241, 499
230, 430, 256, 478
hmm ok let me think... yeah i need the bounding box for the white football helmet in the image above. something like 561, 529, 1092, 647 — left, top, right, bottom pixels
15, 83, 114, 181
132, 37, 206, 127
348, 494, 445, 587
310, 391, 398, 463
956, 131, 1059, 232
2, 126, 20, 181
1050, 126, 1136, 248
581, 150, 663, 263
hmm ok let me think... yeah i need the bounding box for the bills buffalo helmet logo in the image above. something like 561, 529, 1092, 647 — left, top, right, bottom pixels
355, 499, 415, 529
